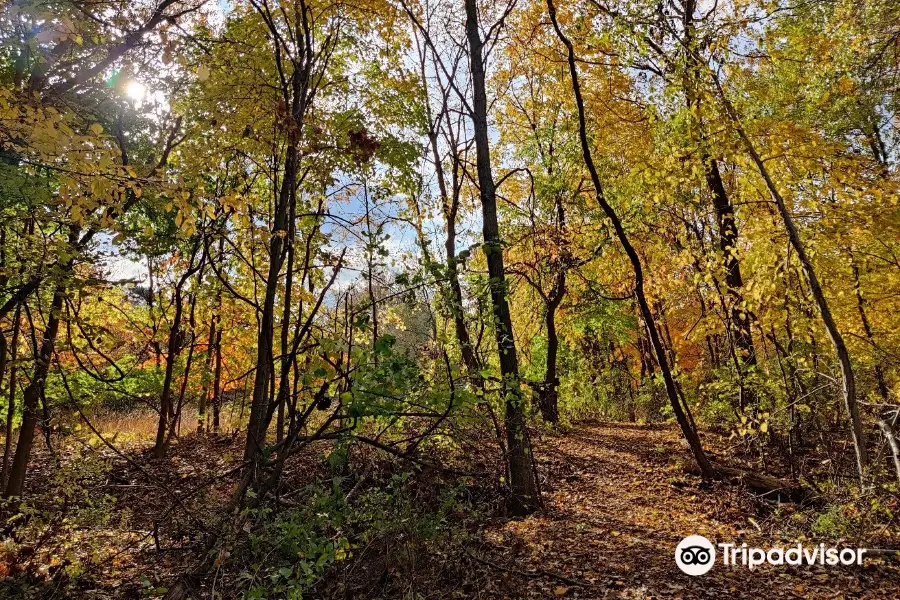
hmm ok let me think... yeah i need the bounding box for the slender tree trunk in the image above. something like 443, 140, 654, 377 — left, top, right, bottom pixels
445, 217, 483, 388
211, 239, 224, 434
419, 52, 483, 389
155, 288, 185, 458
212, 324, 223, 433
540, 188, 566, 424
681, 1, 757, 409
275, 197, 297, 446
850, 261, 889, 401
4, 287, 64, 498
199, 311, 216, 434
243, 7, 314, 476
148, 256, 163, 369
540, 273, 564, 424
170, 296, 197, 446
464, 0, 539, 515
709, 72, 868, 484
436, 139, 482, 388
878, 417, 900, 486
413, 37, 507, 473
546, 0, 715, 477
428, 111, 483, 388
0, 304, 20, 489
4, 224, 76, 498
245, 146, 296, 469
0, 334, 7, 453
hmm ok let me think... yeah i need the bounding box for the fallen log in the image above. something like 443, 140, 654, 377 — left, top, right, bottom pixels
684, 462, 818, 504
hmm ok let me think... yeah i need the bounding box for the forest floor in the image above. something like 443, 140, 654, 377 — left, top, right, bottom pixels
467, 423, 900, 599
4, 421, 900, 598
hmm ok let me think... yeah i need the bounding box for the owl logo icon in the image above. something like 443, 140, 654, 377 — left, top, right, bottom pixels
675, 535, 716, 575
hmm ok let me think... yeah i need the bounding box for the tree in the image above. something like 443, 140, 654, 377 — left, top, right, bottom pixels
464, 0, 541, 515
545, 0, 715, 478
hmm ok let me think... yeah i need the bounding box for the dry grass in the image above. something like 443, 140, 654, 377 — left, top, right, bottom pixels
87, 406, 247, 447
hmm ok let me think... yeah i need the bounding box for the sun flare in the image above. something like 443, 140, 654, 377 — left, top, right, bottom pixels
125, 80, 146, 102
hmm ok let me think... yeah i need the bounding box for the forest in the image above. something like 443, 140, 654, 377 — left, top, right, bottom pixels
0, 0, 899, 597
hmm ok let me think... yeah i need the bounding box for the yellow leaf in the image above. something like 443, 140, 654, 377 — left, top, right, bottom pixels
197, 65, 211, 81
90, 123, 103, 136
554, 587, 568, 596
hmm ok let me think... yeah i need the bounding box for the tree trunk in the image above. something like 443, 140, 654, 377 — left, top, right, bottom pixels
244, 147, 296, 471
419, 53, 483, 389
154, 288, 185, 458
4, 286, 64, 498
878, 417, 900, 486
1, 304, 21, 490
437, 137, 482, 389
199, 312, 216, 434
171, 294, 198, 446
275, 196, 297, 446
464, 0, 540, 516
147, 256, 163, 369
710, 72, 868, 484
851, 260, 890, 401
212, 325, 223, 433
682, 0, 757, 408
540, 272, 564, 424
243, 7, 314, 475
546, 0, 715, 477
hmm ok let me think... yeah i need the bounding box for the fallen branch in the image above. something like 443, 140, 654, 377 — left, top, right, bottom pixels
684, 462, 818, 504
877, 418, 900, 485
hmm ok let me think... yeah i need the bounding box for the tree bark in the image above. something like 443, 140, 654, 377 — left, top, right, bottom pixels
147, 256, 163, 369
275, 195, 297, 446
154, 245, 203, 457
244, 142, 294, 469
464, 0, 540, 515
243, 9, 314, 470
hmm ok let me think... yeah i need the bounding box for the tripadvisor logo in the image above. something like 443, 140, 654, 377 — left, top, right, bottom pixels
675, 535, 868, 576
676, 535, 716, 575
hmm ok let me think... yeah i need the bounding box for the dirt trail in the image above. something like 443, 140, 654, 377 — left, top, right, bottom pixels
475, 423, 900, 599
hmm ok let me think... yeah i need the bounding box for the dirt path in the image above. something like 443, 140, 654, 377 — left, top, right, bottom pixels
475, 423, 900, 599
